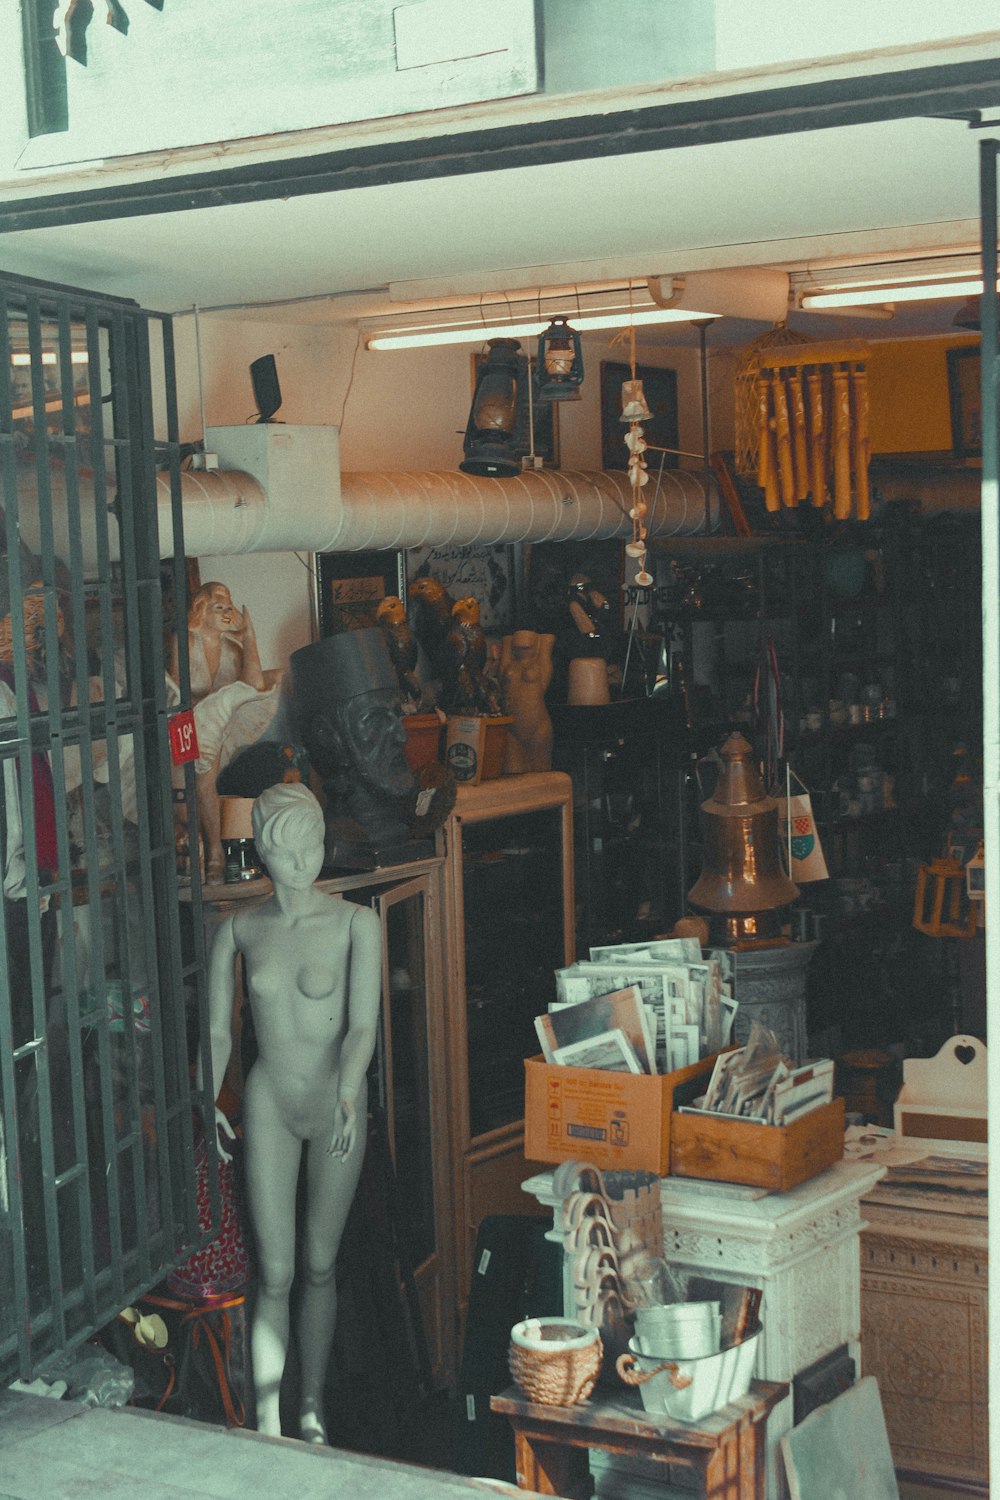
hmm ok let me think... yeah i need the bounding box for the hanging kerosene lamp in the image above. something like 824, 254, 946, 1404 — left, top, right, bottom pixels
536, 314, 584, 401
460, 337, 523, 477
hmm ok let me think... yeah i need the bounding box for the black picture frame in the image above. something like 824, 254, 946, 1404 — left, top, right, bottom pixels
946, 346, 982, 459
600, 361, 679, 472
314, 550, 407, 636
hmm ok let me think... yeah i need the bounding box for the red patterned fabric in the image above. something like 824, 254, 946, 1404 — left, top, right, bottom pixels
166, 1134, 252, 1302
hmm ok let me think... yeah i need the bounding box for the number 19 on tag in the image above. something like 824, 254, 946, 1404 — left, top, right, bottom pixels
169, 709, 199, 766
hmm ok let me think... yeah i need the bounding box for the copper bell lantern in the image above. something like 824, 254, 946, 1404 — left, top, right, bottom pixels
688, 733, 799, 946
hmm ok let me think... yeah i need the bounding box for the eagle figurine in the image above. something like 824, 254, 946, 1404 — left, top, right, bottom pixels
441, 596, 502, 716
375, 595, 422, 711
409, 575, 455, 683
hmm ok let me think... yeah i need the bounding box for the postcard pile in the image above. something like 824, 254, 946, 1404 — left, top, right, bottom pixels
679, 1021, 834, 1125
541, 937, 737, 1076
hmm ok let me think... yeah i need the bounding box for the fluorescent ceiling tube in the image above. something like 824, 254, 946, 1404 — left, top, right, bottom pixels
10, 351, 89, 365
801, 278, 985, 310
366, 305, 719, 350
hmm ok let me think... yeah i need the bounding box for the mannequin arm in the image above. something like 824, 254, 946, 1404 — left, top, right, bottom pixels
212, 1106, 237, 1165
327, 904, 382, 1158
196, 913, 238, 1157
236, 607, 266, 690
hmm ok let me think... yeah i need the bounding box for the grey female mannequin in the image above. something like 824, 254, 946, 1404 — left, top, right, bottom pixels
198, 781, 381, 1441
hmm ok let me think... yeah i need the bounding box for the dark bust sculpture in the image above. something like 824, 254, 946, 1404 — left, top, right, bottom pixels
290, 630, 417, 863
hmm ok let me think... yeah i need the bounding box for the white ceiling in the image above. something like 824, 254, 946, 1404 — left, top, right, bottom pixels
0, 110, 988, 346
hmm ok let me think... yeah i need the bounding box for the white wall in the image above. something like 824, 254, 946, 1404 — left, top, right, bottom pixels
542, 0, 713, 93
714, 0, 1000, 69
175, 313, 714, 669
13, 0, 541, 171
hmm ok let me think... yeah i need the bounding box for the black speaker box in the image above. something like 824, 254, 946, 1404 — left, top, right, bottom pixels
249, 354, 281, 422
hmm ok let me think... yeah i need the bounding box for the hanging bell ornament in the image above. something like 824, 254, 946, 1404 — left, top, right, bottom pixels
625, 540, 646, 558
620, 380, 653, 423
635, 568, 654, 587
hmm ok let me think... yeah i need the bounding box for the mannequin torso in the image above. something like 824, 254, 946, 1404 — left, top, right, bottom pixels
235, 894, 358, 1139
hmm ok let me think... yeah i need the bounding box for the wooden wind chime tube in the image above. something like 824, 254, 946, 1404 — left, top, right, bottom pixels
756, 341, 871, 521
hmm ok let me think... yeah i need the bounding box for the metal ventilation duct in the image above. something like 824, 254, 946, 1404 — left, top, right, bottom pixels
156, 426, 718, 557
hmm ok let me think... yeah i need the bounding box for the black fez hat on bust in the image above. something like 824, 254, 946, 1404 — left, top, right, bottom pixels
290, 628, 399, 708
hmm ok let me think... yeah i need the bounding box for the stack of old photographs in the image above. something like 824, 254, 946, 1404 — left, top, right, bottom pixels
547, 937, 737, 1075
680, 1022, 834, 1125
534, 984, 655, 1073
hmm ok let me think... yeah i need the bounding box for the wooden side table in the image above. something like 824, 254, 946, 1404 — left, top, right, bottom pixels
491, 1380, 787, 1499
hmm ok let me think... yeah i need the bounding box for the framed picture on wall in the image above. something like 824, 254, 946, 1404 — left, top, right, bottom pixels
946, 346, 982, 459
600, 361, 679, 471
407, 543, 517, 637
314, 550, 407, 636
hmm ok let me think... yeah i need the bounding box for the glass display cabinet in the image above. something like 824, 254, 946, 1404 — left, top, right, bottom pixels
365, 868, 453, 1389
442, 771, 574, 1313
550, 697, 694, 955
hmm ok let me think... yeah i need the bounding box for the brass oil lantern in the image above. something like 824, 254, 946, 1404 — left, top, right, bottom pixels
688, 733, 799, 946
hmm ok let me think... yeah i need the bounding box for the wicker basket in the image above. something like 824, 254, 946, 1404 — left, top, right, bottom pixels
508, 1317, 603, 1407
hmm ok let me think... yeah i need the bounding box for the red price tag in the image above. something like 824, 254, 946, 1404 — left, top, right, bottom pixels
169, 709, 199, 766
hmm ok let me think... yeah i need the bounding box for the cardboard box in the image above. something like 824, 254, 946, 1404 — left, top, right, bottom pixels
445, 715, 512, 785
669, 1096, 845, 1192
523, 1052, 719, 1175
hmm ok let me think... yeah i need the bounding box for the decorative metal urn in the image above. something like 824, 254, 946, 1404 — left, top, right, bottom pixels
688, 733, 799, 946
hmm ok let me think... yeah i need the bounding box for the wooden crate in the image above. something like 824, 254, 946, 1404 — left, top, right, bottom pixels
524, 1052, 721, 1176
669, 1097, 845, 1192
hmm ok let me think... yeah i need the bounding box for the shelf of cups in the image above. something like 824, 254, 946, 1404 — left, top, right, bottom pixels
656, 606, 794, 624
824, 653, 895, 671
826, 594, 890, 615
797, 720, 898, 746
818, 806, 899, 833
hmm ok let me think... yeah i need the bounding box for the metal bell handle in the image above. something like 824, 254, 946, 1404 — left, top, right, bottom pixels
616, 1352, 692, 1391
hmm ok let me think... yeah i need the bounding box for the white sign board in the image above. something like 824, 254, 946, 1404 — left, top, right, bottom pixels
20, 0, 541, 170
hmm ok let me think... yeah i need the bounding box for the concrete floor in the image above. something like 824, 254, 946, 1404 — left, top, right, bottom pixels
0, 1390, 529, 1500
1, 1389, 978, 1499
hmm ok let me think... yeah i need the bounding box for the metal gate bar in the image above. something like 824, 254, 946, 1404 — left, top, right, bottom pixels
977, 135, 999, 1493
0, 271, 214, 1381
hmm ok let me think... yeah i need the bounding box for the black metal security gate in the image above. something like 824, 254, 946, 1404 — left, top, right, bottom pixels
0, 270, 214, 1381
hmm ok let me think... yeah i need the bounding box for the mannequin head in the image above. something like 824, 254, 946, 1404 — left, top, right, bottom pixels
253, 782, 326, 885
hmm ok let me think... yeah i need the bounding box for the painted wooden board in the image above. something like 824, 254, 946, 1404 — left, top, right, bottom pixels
896, 1032, 987, 1108
893, 1032, 987, 1142
20, 0, 541, 169
781, 1377, 899, 1500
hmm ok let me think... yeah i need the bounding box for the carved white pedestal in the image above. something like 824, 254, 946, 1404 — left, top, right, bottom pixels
857, 1137, 989, 1492
524, 1160, 883, 1500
